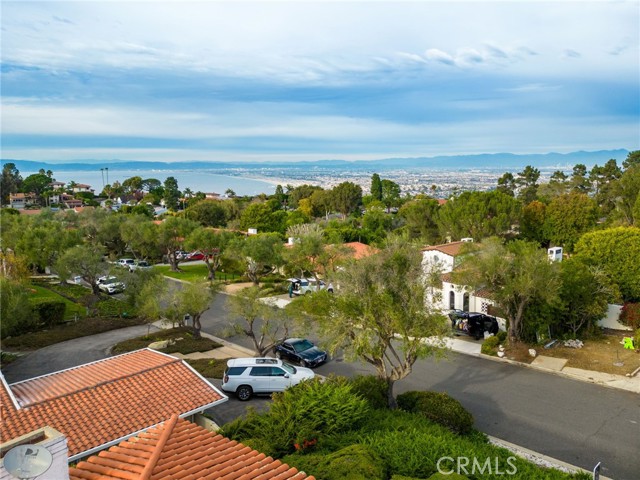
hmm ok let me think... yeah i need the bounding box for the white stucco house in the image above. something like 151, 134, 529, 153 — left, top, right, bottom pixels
422, 239, 507, 330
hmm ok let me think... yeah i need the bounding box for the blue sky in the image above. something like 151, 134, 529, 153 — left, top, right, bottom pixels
1, 0, 639, 163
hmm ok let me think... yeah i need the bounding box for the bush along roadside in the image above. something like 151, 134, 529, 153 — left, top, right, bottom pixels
221, 376, 586, 480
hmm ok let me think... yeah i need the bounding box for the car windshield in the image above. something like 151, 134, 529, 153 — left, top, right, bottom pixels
292, 340, 314, 353
281, 362, 297, 374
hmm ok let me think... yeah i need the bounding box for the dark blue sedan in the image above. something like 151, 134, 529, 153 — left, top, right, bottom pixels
273, 338, 328, 368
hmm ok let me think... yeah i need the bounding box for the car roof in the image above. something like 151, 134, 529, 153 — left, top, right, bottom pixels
226, 357, 282, 367
284, 338, 309, 344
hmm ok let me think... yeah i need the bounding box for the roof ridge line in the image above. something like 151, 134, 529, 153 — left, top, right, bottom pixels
139, 414, 179, 480
9, 348, 164, 387
19, 357, 182, 408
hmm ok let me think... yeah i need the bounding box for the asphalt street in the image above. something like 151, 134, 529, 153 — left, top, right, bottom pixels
3, 291, 638, 479
199, 293, 640, 480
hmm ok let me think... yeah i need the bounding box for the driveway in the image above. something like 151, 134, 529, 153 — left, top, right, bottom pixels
2, 324, 159, 384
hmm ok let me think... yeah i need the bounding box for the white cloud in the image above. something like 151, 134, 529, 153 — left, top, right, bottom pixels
425, 48, 455, 65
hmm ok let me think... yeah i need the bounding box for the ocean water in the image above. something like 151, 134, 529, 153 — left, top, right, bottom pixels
26, 168, 276, 196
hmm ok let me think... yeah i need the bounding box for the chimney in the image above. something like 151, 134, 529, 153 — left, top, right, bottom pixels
247, 228, 258, 235
548, 247, 563, 262
461, 238, 473, 243
288, 237, 295, 245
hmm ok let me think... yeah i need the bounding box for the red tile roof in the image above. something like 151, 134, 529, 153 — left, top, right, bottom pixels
69, 415, 314, 480
342, 242, 379, 259
421, 241, 469, 257
1, 349, 227, 460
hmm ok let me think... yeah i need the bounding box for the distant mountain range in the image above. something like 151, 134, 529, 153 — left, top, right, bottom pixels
1, 149, 630, 173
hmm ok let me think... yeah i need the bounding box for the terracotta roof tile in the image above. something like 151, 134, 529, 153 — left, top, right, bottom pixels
69, 416, 314, 480
421, 241, 468, 257
342, 242, 379, 259
1, 349, 227, 459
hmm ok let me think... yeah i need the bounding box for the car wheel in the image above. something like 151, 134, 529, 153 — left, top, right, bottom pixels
275, 351, 281, 359
236, 385, 253, 401
300, 359, 309, 368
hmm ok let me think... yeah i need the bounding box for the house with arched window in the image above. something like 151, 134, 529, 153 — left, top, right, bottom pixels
421, 239, 506, 330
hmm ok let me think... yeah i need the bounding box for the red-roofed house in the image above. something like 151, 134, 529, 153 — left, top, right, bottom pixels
69, 415, 314, 480
0, 349, 227, 462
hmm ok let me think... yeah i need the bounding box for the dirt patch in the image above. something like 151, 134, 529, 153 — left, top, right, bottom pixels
222, 282, 254, 294
505, 332, 640, 376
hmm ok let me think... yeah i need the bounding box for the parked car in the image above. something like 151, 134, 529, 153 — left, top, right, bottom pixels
273, 338, 328, 368
221, 357, 315, 401
98, 277, 125, 294
185, 251, 206, 261
287, 277, 326, 296
129, 260, 152, 272
116, 258, 135, 268
448, 310, 499, 340
175, 250, 188, 260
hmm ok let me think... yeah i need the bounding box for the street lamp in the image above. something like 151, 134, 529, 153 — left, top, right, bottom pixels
100, 168, 105, 189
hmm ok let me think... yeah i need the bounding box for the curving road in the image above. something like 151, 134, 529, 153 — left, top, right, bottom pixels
3, 291, 638, 479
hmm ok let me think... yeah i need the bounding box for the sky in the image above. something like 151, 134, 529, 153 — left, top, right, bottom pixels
1, 0, 639, 163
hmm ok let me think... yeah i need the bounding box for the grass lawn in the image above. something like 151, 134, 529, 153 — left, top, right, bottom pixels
155, 264, 244, 284
111, 327, 222, 355
27, 285, 86, 320
186, 358, 228, 378
1, 316, 146, 352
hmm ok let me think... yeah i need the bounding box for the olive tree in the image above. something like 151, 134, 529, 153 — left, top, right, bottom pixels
294, 240, 449, 408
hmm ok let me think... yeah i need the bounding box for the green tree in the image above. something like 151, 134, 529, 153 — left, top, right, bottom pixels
436, 190, 520, 240
520, 200, 547, 245
456, 238, 561, 343
496, 172, 516, 197
558, 259, 617, 337
381, 179, 401, 212
397, 196, 440, 243
163, 176, 180, 211
157, 216, 199, 271
371, 173, 383, 201
543, 193, 597, 252
574, 227, 640, 301
361, 206, 392, 244
309, 189, 333, 220
239, 202, 286, 234
1, 163, 22, 204
120, 216, 160, 260
294, 240, 449, 408
288, 184, 323, 209
516, 165, 540, 203
623, 150, 640, 170
332, 182, 362, 219
184, 227, 234, 281
570, 163, 591, 194
122, 175, 143, 193
16, 220, 81, 273
178, 281, 217, 338
22, 173, 52, 204
186, 199, 228, 227
590, 159, 622, 215
616, 165, 640, 225
283, 223, 328, 282
228, 233, 284, 285
54, 244, 106, 295
0, 278, 35, 338
227, 286, 292, 356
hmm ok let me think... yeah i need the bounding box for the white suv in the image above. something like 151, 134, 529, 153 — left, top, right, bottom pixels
221, 357, 315, 401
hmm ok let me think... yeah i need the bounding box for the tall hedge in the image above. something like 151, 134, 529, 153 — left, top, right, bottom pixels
33, 300, 66, 327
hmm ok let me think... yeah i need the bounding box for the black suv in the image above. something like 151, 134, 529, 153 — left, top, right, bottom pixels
273, 338, 327, 368
449, 310, 500, 340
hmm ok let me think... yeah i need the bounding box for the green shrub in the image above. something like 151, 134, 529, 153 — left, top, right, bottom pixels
221, 376, 369, 457
496, 331, 507, 343
392, 476, 427, 480
349, 375, 389, 409
33, 300, 66, 327
427, 473, 468, 480
634, 328, 640, 350
396, 391, 474, 435
283, 444, 386, 480
481, 335, 501, 356
95, 298, 134, 318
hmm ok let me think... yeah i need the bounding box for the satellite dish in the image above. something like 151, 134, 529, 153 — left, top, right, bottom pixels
3, 445, 53, 479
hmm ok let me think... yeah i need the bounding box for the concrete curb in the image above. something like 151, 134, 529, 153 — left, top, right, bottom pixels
488, 435, 613, 480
